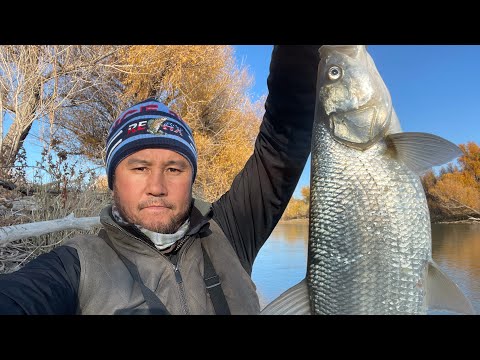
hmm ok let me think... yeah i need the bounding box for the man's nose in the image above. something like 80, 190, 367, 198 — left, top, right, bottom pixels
146, 171, 167, 196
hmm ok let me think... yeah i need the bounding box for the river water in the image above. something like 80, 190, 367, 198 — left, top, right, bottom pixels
252, 222, 480, 315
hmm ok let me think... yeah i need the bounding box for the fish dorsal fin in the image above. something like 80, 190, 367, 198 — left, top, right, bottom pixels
385, 132, 462, 175
260, 278, 311, 315
426, 260, 476, 315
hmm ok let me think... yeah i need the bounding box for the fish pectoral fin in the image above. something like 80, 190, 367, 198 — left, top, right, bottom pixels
385, 132, 462, 175
260, 278, 311, 315
426, 260, 476, 315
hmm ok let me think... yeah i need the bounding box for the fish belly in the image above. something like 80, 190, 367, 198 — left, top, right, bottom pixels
308, 125, 431, 314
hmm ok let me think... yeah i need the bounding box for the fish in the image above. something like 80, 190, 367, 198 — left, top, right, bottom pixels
261, 45, 475, 315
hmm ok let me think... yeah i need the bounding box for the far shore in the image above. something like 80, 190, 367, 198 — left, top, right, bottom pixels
435, 219, 480, 225
278, 218, 309, 224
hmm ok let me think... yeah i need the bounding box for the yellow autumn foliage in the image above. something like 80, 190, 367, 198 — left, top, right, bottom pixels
282, 199, 309, 221
422, 141, 480, 221
282, 186, 310, 220
301, 186, 310, 204
430, 172, 480, 211
458, 142, 480, 182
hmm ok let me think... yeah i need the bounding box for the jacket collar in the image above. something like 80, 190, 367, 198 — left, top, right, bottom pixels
187, 198, 212, 236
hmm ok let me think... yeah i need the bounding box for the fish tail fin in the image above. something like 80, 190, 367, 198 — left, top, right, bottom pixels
427, 260, 476, 315
260, 278, 312, 315
385, 132, 462, 175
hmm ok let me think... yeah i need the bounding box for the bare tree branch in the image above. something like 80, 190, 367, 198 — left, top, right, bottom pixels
0, 45, 127, 177
0, 213, 101, 246
445, 197, 480, 216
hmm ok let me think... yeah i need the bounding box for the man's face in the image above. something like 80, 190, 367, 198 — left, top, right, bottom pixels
113, 148, 193, 233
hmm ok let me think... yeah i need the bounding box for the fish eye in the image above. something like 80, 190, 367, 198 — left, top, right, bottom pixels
328, 66, 342, 80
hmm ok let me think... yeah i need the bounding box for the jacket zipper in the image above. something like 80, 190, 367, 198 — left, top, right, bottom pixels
103, 221, 194, 314
174, 238, 195, 315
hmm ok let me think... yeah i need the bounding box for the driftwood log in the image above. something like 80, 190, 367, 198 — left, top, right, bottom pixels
0, 213, 101, 246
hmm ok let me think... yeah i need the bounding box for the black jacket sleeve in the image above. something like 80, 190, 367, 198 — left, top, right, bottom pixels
212, 45, 321, 274
0, 245, 80, 314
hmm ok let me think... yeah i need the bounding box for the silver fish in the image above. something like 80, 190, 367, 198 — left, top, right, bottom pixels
262, 45, 475, 315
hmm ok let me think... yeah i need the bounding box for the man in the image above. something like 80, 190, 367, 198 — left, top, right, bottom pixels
0, 45, 321, 314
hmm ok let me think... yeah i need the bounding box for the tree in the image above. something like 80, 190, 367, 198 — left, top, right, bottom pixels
422, 141, 480, 222
281, 186, 311, 221
300, 186, 310, 204
54, 46, 130, 164
0, 45, 122, 178
429, 171, 480, 220
458, 142, 480, 182
421, 170, 437, 190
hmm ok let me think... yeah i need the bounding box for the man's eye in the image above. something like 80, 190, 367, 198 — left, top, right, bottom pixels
133, 167, 147, 171
167, 168, 181, 173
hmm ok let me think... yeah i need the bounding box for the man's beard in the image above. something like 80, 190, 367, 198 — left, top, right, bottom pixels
113, 189, 191, 234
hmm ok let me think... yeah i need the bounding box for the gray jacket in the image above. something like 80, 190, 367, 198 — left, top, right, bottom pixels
65, 201, 260, 315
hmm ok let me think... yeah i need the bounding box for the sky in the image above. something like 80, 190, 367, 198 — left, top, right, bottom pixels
232, 45, 480, 198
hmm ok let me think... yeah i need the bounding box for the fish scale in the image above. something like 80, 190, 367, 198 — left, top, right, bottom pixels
308, 124, 430, 314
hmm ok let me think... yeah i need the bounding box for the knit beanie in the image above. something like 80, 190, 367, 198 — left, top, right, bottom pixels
105, 98, 197, 190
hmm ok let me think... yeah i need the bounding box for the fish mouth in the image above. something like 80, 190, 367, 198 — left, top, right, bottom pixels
328, 104, 391, 150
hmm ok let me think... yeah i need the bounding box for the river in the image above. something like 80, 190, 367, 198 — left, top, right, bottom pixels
252, 221, 480, 315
